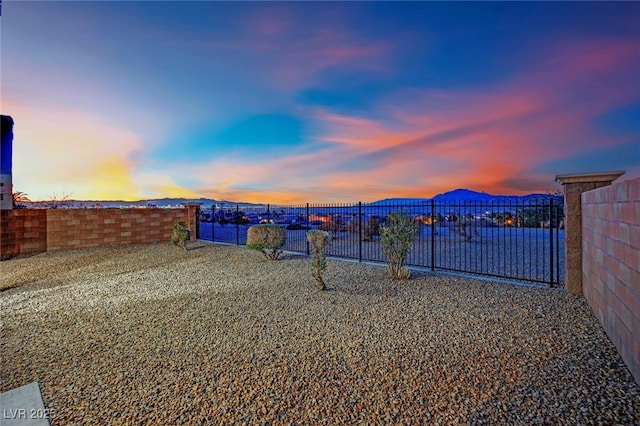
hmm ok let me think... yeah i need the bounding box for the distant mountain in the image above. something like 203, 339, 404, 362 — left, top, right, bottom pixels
24, 197, 260, 209
369, 189, 557, 205
366, 197, 430, 206
433, 188, 494, 201
21, 188, 558, 209
134, 198, 261, 208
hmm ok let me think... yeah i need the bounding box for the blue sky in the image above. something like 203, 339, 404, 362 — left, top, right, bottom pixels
2, 1, 639, 202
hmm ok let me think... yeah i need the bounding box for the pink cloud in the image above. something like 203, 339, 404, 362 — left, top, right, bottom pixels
240, 9, 392, 90
297, 36, 640, 199
165, 35, 639, 203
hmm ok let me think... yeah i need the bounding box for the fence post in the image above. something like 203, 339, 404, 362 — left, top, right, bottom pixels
556, 203, 561, 285
358, 202, 363, 262
211, 205, 216, 242
431, 199, 435, 271
236, 204, 240, 246
306, 203, 310, 255
549, 197, 554, 287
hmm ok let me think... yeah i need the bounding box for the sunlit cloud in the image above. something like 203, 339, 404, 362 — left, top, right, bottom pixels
5, 100, 189, 201
154, 32, 640, 204
3, 2, 639, 204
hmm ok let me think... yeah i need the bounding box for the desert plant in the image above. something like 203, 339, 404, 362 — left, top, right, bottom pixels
307, 229, 330, 290
381, 211, 419, 279
347, 217, 381, 241
455, 218, 480, 241
319, 214, 344, 238
12, 191, 31, 209
171, 220, 190, 250
44, 191, 73, 209
247, 224, 286, 260
363, 216, 381, 241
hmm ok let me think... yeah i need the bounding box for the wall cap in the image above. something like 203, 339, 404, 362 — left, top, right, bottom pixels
555, 171, 625, 185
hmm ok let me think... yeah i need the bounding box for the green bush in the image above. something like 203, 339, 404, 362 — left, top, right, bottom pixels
247, 224, 286, 260
381, 212, 419, 279
307, 230, 330, 290
171, 221, 190, 251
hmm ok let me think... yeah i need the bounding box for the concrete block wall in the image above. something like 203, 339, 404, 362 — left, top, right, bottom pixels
582, 177, 640, 385
45, 209, 188, 251
0, 208, 191, 258
0, 209, 48, 258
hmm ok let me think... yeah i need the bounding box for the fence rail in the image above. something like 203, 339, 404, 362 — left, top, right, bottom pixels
198, 198, 565, 287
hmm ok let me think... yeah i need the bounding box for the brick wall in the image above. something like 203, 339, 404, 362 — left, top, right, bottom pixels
1, 208, 192, 258
582, 177, 640, 385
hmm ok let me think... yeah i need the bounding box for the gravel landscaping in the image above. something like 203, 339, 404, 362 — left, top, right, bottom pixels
202, 223, 565, 286
1, 242, 638, 425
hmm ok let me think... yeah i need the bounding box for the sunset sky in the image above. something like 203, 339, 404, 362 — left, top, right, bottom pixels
2, 2, 639, 203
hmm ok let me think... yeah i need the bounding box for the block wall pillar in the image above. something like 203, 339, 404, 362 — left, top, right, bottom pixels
183, 203, 202, 239
555, 171, 625, 294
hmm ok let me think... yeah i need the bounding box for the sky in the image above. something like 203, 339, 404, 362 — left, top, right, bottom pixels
2, 1, 639, 204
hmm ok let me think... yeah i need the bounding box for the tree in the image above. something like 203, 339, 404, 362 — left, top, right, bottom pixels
45, 192, 73, 209
12, 191, 31, 208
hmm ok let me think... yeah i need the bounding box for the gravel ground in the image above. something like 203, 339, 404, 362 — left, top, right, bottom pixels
1, 242, 638, 425
202, 223, 565, 286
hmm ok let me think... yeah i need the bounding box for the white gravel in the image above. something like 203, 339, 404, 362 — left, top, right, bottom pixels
1, 242, 638, 425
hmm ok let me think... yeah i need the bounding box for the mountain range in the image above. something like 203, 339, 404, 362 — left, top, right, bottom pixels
369, 188, 554, 205
22, 189, 560, 209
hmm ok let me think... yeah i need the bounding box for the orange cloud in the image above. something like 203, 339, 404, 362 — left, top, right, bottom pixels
8, 32, 637, 205
142, 37, 640, 204
5, 100, 196, 201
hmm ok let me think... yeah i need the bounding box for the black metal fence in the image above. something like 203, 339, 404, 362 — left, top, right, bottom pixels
198, 197, 565, 287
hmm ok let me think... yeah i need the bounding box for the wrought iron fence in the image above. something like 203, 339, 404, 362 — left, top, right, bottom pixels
198, 197, 565, 287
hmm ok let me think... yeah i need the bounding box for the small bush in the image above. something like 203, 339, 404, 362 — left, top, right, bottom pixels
346, 217, 381, 241
247, 225, 286, 260
171, 221, 190, 250
381, 212, 419, 279
307, 230, 330, 290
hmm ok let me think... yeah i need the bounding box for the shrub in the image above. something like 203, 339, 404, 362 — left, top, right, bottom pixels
171, 221, 190, 250
319, 215, 344, 238
364, 216, 381, 241
247, 225, 286, 260
346, 217, 381, 241
319, 221, 336, 232
307, 230, 330, 290
381, 212, 419, 279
